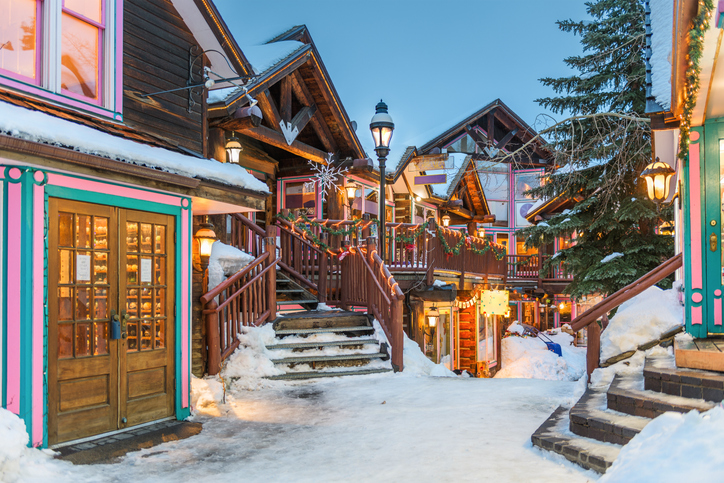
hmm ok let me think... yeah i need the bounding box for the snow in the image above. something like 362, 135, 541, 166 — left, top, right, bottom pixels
590, 346, 672, 389
0, 101, 269, 193
600, 406, 724, 482
207, 86, 239, 104
243, 41, 307, 75
649, 0, 674, 111
207, 241, 255, 293
599, 286, 683, 362
495, 323, 586, 381
400, 333, 456, 377
538, 221, 550, 227
555, 158, 607, 174
600, 252, 624, 264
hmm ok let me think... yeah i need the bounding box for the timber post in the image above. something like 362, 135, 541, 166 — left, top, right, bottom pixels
366, 237, 376, 314
265, 226, 277, 320
587, 322, 601, 382
206, 300, 221, 375
391, 293, 404, 372
427, 218, 436, 286
318, 232, 328, 303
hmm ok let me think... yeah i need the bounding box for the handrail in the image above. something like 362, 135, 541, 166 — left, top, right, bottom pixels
570, 253, 682, 332
200, 251, 269, 305
214, 260, 278, 312
232, 212, 266, 238
277, 218, 326, 255
359, 250, 392, 306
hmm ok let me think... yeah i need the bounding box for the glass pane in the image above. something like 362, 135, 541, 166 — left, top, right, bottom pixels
58, 213, 73, 246
140, 224, 153, 253
58, 324, 73, 359
93, 322, 108, 355
75, 287, 91, 320
76, 214, 91, 248
94, 251, 107, 284
93, 216, 108, 249
126, 222, 138, 252
93, 287, 107, 318
154, 225, 165, 254
515, 173, 541, 200
285, 181, 316, 217
154, 257, 165, 285
127, 255, 138, 284
497, 234, 509, 254
154, 288, 165, 317
489, 202, 509, 227
155, 320, 165, 349
0, 0, 37, 80
478, 171, 509, 200
140, 321, 152, 350
58, 287, 73, 320
76, 322, 91, 357
126, 289, 138, 317
59, 250, 73, 284
127, 322, 138, 351
140, 288, 152, 315
64, 0, 103, 23
61, 13, 99, 101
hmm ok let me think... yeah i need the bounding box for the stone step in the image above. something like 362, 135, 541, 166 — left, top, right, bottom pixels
265, 338, 379, 350
274, 325, 375, 336
271, 352, 386, 365
273, 311, 370, 331
266, 367, 392, 381
643, 355, 724, 402
531, 406, 621, 474
569, 388, 650, 445
276, 299, 319, 305
607, 373, 717, 419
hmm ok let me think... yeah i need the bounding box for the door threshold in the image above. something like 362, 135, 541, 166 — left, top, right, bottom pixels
50, 417, 176, 449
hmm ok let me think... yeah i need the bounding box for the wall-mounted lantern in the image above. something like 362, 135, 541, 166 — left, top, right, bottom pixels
427, 305, 439, 328
194, 220, 217, 271
225, 133, 243, 163
640, 158, 675, 204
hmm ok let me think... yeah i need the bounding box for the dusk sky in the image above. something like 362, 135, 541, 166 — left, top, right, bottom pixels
215, 0, 590, 162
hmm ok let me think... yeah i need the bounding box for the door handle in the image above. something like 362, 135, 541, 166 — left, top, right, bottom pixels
711, 233, 718, 252
120, 310, 130, 339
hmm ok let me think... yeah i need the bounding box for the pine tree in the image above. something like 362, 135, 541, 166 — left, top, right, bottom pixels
517, 0, 674, 299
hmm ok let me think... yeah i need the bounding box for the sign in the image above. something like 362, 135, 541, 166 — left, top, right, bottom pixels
480, 290, 509, 316
414, 174, 447, 185
76, 254, 91, 281
410, 154, 453, 172
140, 258, 153, 283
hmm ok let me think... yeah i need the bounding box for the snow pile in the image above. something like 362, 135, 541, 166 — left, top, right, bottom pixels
601, 406, 724, 482
0, 101, 269, 193
495, 323, 586, 381
223, 324, 284, 388
191, 376, 225, 410
591, 346, 672, 389
601, 252, 623, 264
401, 333, 456, 377
649, 0, 674, 110
600, 285, 683, 362
207, 241, 255, 292
243, 41, 307, 75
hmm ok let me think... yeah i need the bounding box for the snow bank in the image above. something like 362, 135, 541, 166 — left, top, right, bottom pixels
401, 333, 456, 377
223, 324, 284, 388
0, 101, 269, 193
495, 324, 586, 381
191, 376, 225, 410
600, 286, 683, 362
207, 241, 255, 292
591, 346, 672, 389
600, 406, 724, 482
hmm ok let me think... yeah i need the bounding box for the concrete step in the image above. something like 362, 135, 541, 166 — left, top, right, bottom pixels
643, 355, 724, 402
276, 288, 307, 293
266, 367, 392, 381
531, 406, 621, 474
276, 299, 319, 305
274, 325, 374, 336
569, 388, 650, 445
271, 352, 386, 366
273, 311, 370, 331
607, 373, 717, 418
265, 338, 379, 350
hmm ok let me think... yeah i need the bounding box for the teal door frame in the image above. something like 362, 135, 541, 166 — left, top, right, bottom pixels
702, 119, 724, 335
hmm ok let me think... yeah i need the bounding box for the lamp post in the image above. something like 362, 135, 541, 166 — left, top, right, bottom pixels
370, 100, 394, 256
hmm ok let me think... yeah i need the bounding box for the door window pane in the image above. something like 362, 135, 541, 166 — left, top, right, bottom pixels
76, 322, 91, 357
140, 223, 153, 253
140, 321, 152, 350
58, 287, 73, 320
76, 287, 91, 320
155, 320, 165, 349
61, 12, 99, 100
93, 322, 108, 355
93, 216, 108, 249
76, 215, 92, 248
154, 225, 165, 253
126, 222, 138, 252
58, 324, 73, 359
127, 321, 138, 351
93, 287, 107, 318
0, 0, 38, 80
58, 213, 73, 246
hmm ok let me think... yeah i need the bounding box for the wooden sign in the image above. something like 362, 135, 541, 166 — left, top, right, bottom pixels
410, 154, 452, 172
414, 174, 447, 185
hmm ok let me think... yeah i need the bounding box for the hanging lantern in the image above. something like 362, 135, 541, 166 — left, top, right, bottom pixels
442, 214, 451, 227
640, 158, 675, 204
225, 134, 243, 163
478, 227, 485, 238
427, 305, 439, 328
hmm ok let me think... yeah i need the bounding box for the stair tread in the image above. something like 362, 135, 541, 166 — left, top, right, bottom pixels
276, 299, 319, 305
266, 338, 379, 350
276, 289, 307, 293
271, 352, 385, 364
570, 388, 650, 444
531, 406, 621, 474
266, 368, 392, 380
275, 325, 373, 335
609, 373, 717, 414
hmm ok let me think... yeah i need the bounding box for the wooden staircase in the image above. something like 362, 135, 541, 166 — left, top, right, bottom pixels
532, 355, 723, 473
275, 272, 319, 311
264, 311, 393, 380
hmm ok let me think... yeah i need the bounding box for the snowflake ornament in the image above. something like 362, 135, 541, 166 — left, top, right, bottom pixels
307, 154, 348, 202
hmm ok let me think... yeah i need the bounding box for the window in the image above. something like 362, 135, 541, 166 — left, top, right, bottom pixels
0, 0, 120, 117
445, 133, 478, 154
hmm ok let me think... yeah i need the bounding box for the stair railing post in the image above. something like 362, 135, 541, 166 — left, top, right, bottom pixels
366, 237, 376, 314
205, 300, 221, 375
427, 219, 436, 286
266, 226, 277, 320
318, 232, 328, 304
587, 321, 601, 383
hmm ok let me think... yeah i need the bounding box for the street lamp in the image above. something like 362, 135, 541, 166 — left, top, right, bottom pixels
370, 100, 394, 256
640, 158, 675, 204
225, 133, 243, 163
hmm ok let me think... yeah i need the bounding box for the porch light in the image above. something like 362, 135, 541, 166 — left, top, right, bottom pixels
194, 221, 217, 269
225, 134, 243, 163
478, 227, 485, 238
442, 214, 451, 227
640, 158, 675, 204
427, 305, 440, 328
346, 184, 357, 202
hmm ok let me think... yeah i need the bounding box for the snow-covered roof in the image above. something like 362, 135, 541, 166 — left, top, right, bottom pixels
0, 101, 269, 193
649, 0, 674, 110
429, 153, 470, 199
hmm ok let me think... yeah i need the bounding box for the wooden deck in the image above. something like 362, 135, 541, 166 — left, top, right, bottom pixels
675, 337, 724, 372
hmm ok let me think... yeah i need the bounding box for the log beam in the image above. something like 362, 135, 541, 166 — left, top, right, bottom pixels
291, 105, 317, 137
290, 70, 338, 154
280, 76, 292, 122
239, 124, 328, 163
258, 90, 281, 129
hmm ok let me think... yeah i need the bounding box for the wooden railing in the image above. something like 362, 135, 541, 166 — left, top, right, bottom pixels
386, 222, 431, 271
201, 224, 277, 375
429, 226, 508, 285
539, 254, 573, 281
507, 255, 539, 279
229, 213, 266, 258
571, 253, 682, 380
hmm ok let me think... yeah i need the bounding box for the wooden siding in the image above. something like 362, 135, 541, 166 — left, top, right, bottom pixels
123, 0, 204, 154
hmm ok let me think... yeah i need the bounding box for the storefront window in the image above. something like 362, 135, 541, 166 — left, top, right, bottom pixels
516, 234, 538, 256
559, 301, 572, 325
477, 313, 497, 365
497, 233, 509, 253
284, 181, 316, 217
515, 172, 541, 199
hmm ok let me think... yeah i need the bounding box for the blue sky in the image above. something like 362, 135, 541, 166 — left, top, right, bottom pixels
214, 0, 589, 163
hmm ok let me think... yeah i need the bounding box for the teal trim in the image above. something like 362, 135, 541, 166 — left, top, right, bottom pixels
703, 119, 724, 335
42, 192, 49, 448
685, 127, 705, 337
45, 186, 179, 216
19, 170, 33, 443
175, 207, 191, 421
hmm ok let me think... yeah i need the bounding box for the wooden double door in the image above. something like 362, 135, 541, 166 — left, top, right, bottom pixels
48, 199, 176, 445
